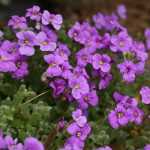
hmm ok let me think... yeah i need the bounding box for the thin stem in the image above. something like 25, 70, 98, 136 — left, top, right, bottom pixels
22, 90, 49, 105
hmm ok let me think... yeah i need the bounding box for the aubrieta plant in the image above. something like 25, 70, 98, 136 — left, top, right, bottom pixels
0, 4, 150, 150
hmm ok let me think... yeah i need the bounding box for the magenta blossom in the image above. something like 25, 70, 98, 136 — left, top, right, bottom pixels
99, 72, 112, 90
140, 86, 150, 104
49, 78, 66, 97
72, 109, 87, 127
117, 60, 136, 83
69, 76, 90, 99
92, 54, 111, 73
44, 54, 64, 77
36, 31, 56, 51
16, 31, 36, 56
8, 16, 27, 29
117, 4, 127, 19
108, 104, 129, 128
26, 5, 41, 21
127, 107, 144, 125
61, 136, 84, 150
24, 137, 44, 150
110, 31, 132, 52
42, 10, 63, 30
67, 122, 91, 141
76, 90, 99, 109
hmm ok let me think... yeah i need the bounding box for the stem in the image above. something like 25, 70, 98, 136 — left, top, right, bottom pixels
22, 90, 49, 105
44, 126, 59, 150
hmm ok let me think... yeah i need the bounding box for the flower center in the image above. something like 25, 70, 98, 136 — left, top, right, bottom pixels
76, 131, 81, 137
73, 31, 78, 37
0, 56, 7, 61
59, 51, 64, 57
84, 96, 89, 102
74, 84, 80, 89
99, 60, 103, 65
24, 39, 29, 44
42, 41, 48, 46
49, 63, 56, 67
119, 41, 124, 47
117, 112, 124, 118
133, 111, 138, 117
82, 55, 88, 61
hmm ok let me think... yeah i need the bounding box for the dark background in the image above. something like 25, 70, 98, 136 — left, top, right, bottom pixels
0, 0, 150, 33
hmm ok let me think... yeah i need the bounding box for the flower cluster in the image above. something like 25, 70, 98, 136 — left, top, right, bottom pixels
0, 4, 149, 150
0, 5, 62, 79
60, 109, 91, 150
108, 92, 144, 128
0, 131, 44, 150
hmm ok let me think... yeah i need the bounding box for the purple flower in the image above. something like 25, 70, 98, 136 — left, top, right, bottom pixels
12, 61, 29, 79
110, 31, 132, 52
68, 22, 82, 41
5, 135, 18, 149
0, 49, 17, 72
44, 54, 64, 77
131, 41, 148, 62
41, 26, 58, 42
15, 143, 24, 150
72, 66, 89, 79
59, 61, 72, 79
69, 76, 90, 99
76, 90, 98, 109
72, 109, 87, 127
0, 131, 43, 150
145, 39, 150, 50
26, 5, 41, 21
67, 122, 91, 141
144, 28, 150, 49
92, 54, 111, 73
0, 30, 3, 38
42, 10, 63, 30
104, 13, 119, 31
16, 31, 36, 56
76, 48, 92, 67
36, 31, 56, 51
93, 13, 106, 30
62, 136, 84, 150
58, 118, 66, 129
49, 78, 66, 97
96, 146, 112, 150
55, 43, 71, 61
117, 4, 127, 19
8, 16, 27, 29
0, 134, 6, 149
117, 60, 136, 83
122, 97, 138, 108
24, 137, 44, 150
127, 107, 144, 125
108, 104, 128, 128
144, 144, 150, 150
113, 92, 125, 103
145, 28, 150, 38
93, 13, 119, 31
135, 62, 145, 75
140, 86, 150, 104
100, 33, 111, 49
68, 22, 100, 49
99, 72, 112, 90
